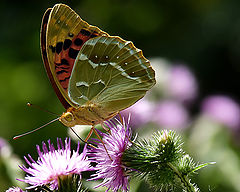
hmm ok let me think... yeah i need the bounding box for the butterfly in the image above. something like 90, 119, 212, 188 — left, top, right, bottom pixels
41, 4, 156, 130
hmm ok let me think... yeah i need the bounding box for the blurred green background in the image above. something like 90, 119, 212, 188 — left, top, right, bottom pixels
1, 0, 240, 191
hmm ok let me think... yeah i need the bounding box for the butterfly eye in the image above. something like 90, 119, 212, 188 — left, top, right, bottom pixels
63, 112, 74, 122
59, 112, 75, 127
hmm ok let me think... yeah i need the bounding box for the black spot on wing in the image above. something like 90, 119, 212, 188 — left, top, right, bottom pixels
80, 29, 91, 36
74, 38, 83, 46
49, 45, 56, 53
61, 59, 69, 65
63, 39, 72, 50
56, 42, 63, 54
90, 34, 98, 38
69, 48, 79, 59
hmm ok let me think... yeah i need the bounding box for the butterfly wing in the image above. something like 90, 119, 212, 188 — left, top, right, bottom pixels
68, 36, 156, 115
41, 7, 71, 108
41, 4, 108, 109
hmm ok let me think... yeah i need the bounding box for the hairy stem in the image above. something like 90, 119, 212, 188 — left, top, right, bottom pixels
167, 162, 199, 192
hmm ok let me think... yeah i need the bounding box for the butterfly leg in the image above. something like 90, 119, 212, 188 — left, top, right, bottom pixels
101, 122, 111, 135
69, 126, 96, 148
118, 112, 123, 125
84, 127, 94, 142
92, 127, 112, 161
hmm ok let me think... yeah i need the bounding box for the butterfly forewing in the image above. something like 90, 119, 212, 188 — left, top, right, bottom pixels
69, 36, 156, 115
42, 4, 108, 108
41, 8, 71, 109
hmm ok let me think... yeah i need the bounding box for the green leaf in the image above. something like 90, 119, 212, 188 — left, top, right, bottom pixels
191, 162, 216, 173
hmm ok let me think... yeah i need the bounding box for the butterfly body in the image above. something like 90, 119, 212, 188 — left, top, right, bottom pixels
60, 104, 118, 127
41, 4, 156, 127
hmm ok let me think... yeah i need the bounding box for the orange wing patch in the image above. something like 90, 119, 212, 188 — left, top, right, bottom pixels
51, 30, 100, 90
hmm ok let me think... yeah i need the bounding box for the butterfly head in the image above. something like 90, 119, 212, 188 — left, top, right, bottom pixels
59, 111, 76, 127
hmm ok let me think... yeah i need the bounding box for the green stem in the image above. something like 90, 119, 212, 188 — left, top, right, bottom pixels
167, 162, 199, 192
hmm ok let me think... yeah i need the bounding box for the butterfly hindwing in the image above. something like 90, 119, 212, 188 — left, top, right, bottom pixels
68, 36, 156, 114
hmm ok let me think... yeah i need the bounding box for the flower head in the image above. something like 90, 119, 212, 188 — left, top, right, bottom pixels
150, 58, 198, 104
121, 98, 154, 128
153, 100, 189, 130
201, 95, 240, 130
19, 138, 91, 190
6, 187, 24, 192
167, 65, 198, 103
89, 118, 133, 192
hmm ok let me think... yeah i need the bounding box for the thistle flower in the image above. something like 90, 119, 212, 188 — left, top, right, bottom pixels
6, 187, 24, 192
121, 98, 154, 128
167, 65, 198, 103
153, 100, 189, 130
122, 130, 210, 192
89, 118, 133, 192
201, 95, 240, 130
19, 138, 91, 190
150, 58, 198, 104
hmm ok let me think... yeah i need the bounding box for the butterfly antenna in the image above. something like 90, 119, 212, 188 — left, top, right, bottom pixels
68, 127, 86, 143
27, 102, 59, 116
13, 117, 60, 140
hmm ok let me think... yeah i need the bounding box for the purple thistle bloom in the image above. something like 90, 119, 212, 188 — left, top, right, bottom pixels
89, 118, 133, 192
167, 65, 198, 104
153, 100, 189, 130
201, 95, 240, 130
150, 58, 198, 104
6, 187, 24, 192
19, 138, 91, 190
121, 98, 154, 128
